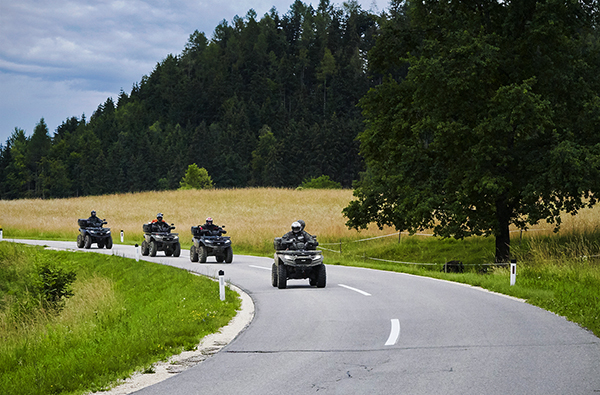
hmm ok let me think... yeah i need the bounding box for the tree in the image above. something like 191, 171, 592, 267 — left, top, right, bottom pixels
251, 125, 282, 186
179, 163, 214, 190
343, 0, 600, 263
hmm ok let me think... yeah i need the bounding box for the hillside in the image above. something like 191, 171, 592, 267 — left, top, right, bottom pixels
0, 1, 379, 200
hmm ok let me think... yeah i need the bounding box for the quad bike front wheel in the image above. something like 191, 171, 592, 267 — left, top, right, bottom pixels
199, 246, 208, 263
190, 245, 199, 262
84, 234, 92, 249
271, 263, 278, 287
77, 234, 84, 248
149, 240, 157, 257
225, 246, 233, 263
277, 263, 287, 289
316, 264, 327, 288
141, 240, 149, 256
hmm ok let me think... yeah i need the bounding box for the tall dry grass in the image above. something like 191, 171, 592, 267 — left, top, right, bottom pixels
0, 188, 394, 250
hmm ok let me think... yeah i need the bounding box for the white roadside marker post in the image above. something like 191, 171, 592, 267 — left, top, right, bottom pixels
510, 259, 517, 286
0, 228, 3, 241
219, 270, 225, 301
135, 244, 140, 262
120, 230, 124, 243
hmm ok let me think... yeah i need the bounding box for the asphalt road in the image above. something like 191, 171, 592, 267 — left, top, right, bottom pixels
7, 239, 600, 394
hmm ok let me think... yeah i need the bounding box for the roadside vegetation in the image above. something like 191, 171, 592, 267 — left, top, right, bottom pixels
0, 188, 599, 394
0, 242, 240, 395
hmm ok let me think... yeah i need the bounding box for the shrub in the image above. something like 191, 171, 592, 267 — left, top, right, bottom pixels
33, 261, 76, 311
298, 175, 341, 190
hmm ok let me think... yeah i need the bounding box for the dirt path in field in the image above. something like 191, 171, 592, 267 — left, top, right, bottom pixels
90, 285, 254, 395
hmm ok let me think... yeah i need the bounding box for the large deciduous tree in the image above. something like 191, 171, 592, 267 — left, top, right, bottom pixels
343, 0, 600, 262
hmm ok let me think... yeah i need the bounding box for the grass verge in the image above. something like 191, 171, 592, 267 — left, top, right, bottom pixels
0, 242, 240, 395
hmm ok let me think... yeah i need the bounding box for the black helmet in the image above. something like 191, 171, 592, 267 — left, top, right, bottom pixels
157, 213, 163, 220
291, 221, 301, 233
206, 217, 213, 225
297, 219, 305, 231
91, 210, 96, 216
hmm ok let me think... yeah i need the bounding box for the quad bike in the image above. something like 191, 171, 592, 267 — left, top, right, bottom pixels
141, 223, 181, 257
77, 219, 113, 249
190, 226, 233, 263
271, 237, 325, 289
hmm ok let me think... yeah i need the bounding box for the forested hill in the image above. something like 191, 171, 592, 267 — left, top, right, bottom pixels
0, 0, 379, 199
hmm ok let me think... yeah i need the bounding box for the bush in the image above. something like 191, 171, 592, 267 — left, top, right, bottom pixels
34, 261, 76, 311
179, 164, 214, 190
298, 175, 341, 190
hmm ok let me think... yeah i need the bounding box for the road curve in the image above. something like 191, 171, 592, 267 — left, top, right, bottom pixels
7, 239, 600, 394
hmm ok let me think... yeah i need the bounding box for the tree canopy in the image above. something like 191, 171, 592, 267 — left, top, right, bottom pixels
344, 0, 600, 262
179, 164, 214, 190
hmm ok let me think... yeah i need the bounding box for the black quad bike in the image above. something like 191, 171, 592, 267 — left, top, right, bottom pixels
190, 226, 233, 263
271, 237, 326, 289
141, 223, 181, 257
77, 219, 113, 249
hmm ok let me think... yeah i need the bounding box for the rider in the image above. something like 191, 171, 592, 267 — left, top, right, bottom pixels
282, 221, 315, 249
87, 210, 104, 227
151, 213, 172, 232
200, 217, 225, 236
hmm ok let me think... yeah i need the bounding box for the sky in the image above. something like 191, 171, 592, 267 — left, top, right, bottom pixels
0, 0, 379, 144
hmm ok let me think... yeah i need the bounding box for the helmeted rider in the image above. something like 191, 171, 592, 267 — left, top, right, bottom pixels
282, 221, 314, 249
200, 217, 225, 236
88, 210, 104, 227
151, 213, 172, 232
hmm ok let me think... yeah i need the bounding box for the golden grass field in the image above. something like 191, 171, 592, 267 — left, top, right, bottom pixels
0, 188, 397, 250
1, 187, 599, 251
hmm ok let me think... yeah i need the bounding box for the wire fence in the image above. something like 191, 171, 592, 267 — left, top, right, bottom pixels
316, 229, 538, 269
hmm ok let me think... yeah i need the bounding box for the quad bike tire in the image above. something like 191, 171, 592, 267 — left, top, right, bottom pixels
105, 236, 113, 249
173, 243, 181, 257
199, 246, 208, 263
225, 247, 233, 263
84, 234, 92, 249
141, 240, 149, 256
149, 240, 157, 257
316, 264, 327, 288
271, 263, 278, 287
190, 245, 199, 262
77, 234, 84, 248
277, 263, 287, 289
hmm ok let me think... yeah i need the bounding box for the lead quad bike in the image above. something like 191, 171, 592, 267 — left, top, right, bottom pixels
190, 226, 233, 263
77, 219, 113, 249
141, 223, 181, 257
271, 237, 326, 289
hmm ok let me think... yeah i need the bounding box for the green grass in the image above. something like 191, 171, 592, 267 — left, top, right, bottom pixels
0, 242, 240, 395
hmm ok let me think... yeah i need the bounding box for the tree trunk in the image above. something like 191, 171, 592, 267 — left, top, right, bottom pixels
495, 198, 511, 263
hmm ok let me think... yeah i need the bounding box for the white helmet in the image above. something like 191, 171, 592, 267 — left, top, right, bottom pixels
291, 221, 301, 233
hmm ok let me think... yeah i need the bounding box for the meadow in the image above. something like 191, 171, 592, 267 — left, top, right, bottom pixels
0, 188, 394, 253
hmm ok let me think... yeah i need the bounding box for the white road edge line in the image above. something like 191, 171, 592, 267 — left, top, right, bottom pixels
338, 284, 371, 296
385, 319, 400, 346
249, 265, 271, 270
